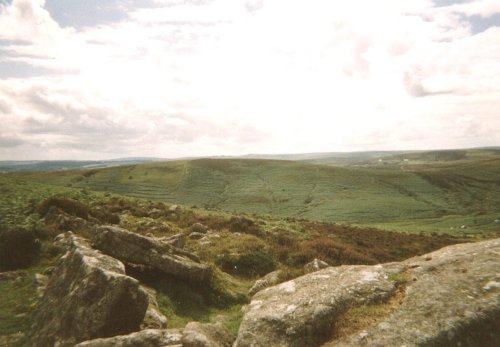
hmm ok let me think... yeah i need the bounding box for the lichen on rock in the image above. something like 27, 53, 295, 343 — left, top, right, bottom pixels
28, 232, 149, 347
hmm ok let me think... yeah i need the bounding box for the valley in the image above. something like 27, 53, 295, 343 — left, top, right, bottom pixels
1, 148, 499, 346
13, 148, 500, 236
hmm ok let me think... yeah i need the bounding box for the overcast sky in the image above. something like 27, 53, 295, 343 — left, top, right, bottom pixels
0, 0, 499, 160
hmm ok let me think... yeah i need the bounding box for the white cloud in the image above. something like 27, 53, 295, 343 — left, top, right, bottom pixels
0, 0, 499, 159
0, 0, 61, 41
446, 0, 500, 17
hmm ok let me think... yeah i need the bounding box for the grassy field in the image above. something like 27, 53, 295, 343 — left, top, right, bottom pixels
12, 149, 500, 236
0, 174, 468, 344
1, 148, 498, 343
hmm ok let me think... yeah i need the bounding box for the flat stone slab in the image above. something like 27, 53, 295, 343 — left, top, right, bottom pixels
93, 226, 211, 283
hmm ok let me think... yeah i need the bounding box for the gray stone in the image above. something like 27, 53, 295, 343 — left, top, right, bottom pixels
33, 273, 48, 299
248, 270, 282, 296
74, 329, 183, 347
235, 239, 500, 347
93, 226, 211, 283
303, 258, 329, 273
141, 286, 168, 329
160, 233, 186, 249
28, 232, 149, 347
189, 232, 206, 240
182, 321, 234, 347
44, 206, 90, 231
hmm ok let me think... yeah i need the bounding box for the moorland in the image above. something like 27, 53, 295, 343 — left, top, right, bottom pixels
1, 147, 499, 345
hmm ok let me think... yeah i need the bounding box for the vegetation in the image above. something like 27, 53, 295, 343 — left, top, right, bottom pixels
0, 270, 38, 346
13, 149, 500, 236
217, 251, 276, 277
0, 228, 41, 271
0, 148, 498, 342
329, 272, 408, 344
36, 196, 89, 219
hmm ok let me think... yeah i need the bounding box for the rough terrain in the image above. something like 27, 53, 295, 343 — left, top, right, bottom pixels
28, 232, 149, 347
235, 238, 500, 347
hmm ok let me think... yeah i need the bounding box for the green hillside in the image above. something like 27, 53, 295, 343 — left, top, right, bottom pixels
14, 152, 500, 236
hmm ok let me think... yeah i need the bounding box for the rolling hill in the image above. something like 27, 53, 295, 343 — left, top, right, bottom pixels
11, 148, 500, 236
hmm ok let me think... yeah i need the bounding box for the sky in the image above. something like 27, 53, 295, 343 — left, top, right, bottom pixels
0, 0, 499, 160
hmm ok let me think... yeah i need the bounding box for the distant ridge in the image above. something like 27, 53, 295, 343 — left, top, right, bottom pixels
1, 147, 499, 173
0, 158, 166, 173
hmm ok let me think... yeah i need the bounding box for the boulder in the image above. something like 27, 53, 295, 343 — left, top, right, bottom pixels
188, 232, 206, 240
303, 258, 329, 273
235, 239, 500, 347
28, 232, 149, 347
93, 226, 211, 283
141, 286, 168, 329
248, 270, 282, 296
160, 232, 186, 248
33, 273, 48, 298
182, 320, 234, 347
74, 329, 183, 347
44, 206, 90, 231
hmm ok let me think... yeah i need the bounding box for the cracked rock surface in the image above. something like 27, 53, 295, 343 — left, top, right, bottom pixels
93, 226, 211, 283
235, 239, 500, 347
28, 232, 149, 347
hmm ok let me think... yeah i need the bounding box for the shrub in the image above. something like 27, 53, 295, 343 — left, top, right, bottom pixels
89, 207, 120, 224
37, 196, 89, 219
269, 232, 299, 264
228, 216, 262, 236
82, 169, 98, 178
291, 236, 376, 267
0, 228, 41, 271
218, 251, 275, 278
105, 197, 136, 213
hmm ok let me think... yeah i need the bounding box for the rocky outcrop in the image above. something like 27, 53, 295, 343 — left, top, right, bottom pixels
182, 320, 234, 347
74, 329, 183, 347
33, 273, 48, 298
160, 232, 186, 248
235, 239, 500, 347
141, 286, 168, 329
93, 226, 211, 283
248, 270, 282, 296
303, 258, 329, 273
44, 206, 90, 232
75, 320, 234, 347
28, 232, 149, 347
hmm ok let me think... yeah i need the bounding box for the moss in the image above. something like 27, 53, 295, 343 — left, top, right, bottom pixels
388, 272, 412, 285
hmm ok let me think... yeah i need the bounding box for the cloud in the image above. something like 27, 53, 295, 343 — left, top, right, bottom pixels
0, 136, 24, 148
446, 0, 500, 17
0, 0, 499, 159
